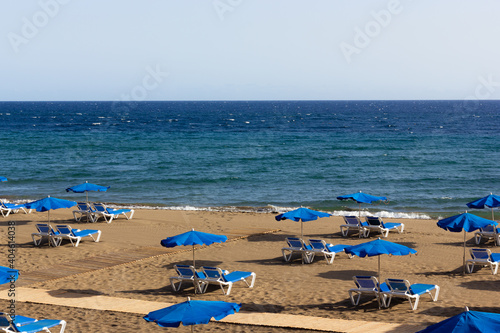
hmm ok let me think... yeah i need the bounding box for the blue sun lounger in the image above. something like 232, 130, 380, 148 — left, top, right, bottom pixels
306, 239, 352, 264
198, 266, 256, 295
365, 216, 404, 237
72, 202, 98, 223
348, 276, 389, 308
0, 312, 66, 333
55, 225, 101, 247
380, 278, 440, 310
92, 203, 134, 223
340, 216, 369, 238
466, 248, 500, 275
169, 264, 205, 293
31, 224, 61, 247
474, 225, 500, 246
281, 237, 313, 263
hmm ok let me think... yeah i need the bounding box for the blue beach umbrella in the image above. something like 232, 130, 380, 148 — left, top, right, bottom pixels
437, 212, 497, 274
275, 207, 331, 239
417, 307, 500, 333
345, 238, 417, 281
0, 177, 7, 182
144, 297, 241, 332
24, 196, 77, 224
161, 229, 227, 267
337, 191, 388, 218
66, 181, 110, 203
0, 266, 19, 285
467, 193, 500, 221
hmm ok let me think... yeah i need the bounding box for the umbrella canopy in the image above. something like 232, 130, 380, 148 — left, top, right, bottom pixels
345, 238, 417, 281
417, 308, 500, 333
437, 212, 497, 274
337, 191, 388, 218
0, 177, 7, 182
66, 181, 110, 202
144, 298, 241, 331
24, 196, 77, 224
160, 229, 227, 267
0, 266, 19, 285
275, 207, 331, 239
467, 193, 500, 221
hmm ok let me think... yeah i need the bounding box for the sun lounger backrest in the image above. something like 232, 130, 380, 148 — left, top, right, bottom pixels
175, 265, 195, 278
470, 248, 491, 260
343, 216, 360, 226
366, 217, 382, 226
0, 313, 11, 328
56, 225, 74, 236
481, 225, 496, 233
386, 279, 410, 293
202, 266, 223, 279
36, 224, 50, 233
286, 237, 304, 248
308, 239, 326, 250
93, 203, 109, 213
353, 276, 378, 289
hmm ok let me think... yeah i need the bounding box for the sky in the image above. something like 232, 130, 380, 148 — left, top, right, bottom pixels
1, 0, 500, 101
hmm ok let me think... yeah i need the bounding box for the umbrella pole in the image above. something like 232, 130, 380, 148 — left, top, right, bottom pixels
378, 255, 381, 281
463, 230, 466, 275
359, 203, 361, 219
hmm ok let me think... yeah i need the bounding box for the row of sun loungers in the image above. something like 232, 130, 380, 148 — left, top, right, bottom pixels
170, 264, 256, 296
73, 202, 134, 223
0, 312, 66, 333
348, 275, 440, 310
340, 216, 405, 238
32, 223, 101, 247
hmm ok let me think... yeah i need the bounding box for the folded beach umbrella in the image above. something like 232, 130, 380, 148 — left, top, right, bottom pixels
337, 191, 388, 218
344, 238, 417, 281
417, 307, 500, 333
66, 181, 110, 203
24, 196, 77, 224
275, 207, 331, 239
467, 193, 500, 221
0, 177, 7, 182
144, 297, 241, 332
0, 266, 18, 285
161, 229, 227, 267
437, 212, 497, 274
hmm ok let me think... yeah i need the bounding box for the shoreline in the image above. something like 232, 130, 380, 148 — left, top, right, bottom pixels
1, 196, 478, 220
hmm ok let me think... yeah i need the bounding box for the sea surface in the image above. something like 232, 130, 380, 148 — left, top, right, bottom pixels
0, 100, 499, 219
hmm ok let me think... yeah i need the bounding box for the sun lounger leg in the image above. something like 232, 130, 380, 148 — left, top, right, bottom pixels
492, 263, 498, 275
430, 285, 439, 301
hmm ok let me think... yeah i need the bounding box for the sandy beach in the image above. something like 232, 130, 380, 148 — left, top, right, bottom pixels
1, 207, 500, 332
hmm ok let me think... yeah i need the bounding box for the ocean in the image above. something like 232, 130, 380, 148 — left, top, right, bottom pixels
0, 100, 499, 219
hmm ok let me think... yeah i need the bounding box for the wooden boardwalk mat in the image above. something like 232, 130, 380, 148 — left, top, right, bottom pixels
9, 228, 280, 288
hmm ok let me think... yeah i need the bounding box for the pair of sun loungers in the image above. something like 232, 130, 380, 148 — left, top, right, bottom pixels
340, 216, 404, 238
0, 201, 31, 218
73, 202, 134, 223
170, 264, 256, 296
348, 275, 440, 310
32, 223, 101, 247
0, 312, 66, 333
282, 238, 352, 264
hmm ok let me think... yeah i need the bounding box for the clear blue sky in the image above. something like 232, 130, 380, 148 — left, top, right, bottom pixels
1, 0, 499, 101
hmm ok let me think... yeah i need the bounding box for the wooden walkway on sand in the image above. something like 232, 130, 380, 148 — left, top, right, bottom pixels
0, 287, 424, 333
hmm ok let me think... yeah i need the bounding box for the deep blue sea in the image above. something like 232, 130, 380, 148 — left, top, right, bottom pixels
1, 100, 499, 219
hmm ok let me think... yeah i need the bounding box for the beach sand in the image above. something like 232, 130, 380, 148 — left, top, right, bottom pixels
1, 208, 500, 332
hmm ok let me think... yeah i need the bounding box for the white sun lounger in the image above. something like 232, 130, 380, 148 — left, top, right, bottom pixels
380, 278, 440, 310
55, 225, 101, 247
198, 266, 256, 296
340, 215, 369, 238
466, 248, 500, 275
92, 203, 134, 223
365, 216, 404, 237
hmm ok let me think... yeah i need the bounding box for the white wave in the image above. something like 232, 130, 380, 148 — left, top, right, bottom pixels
329, 210, 431, 220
